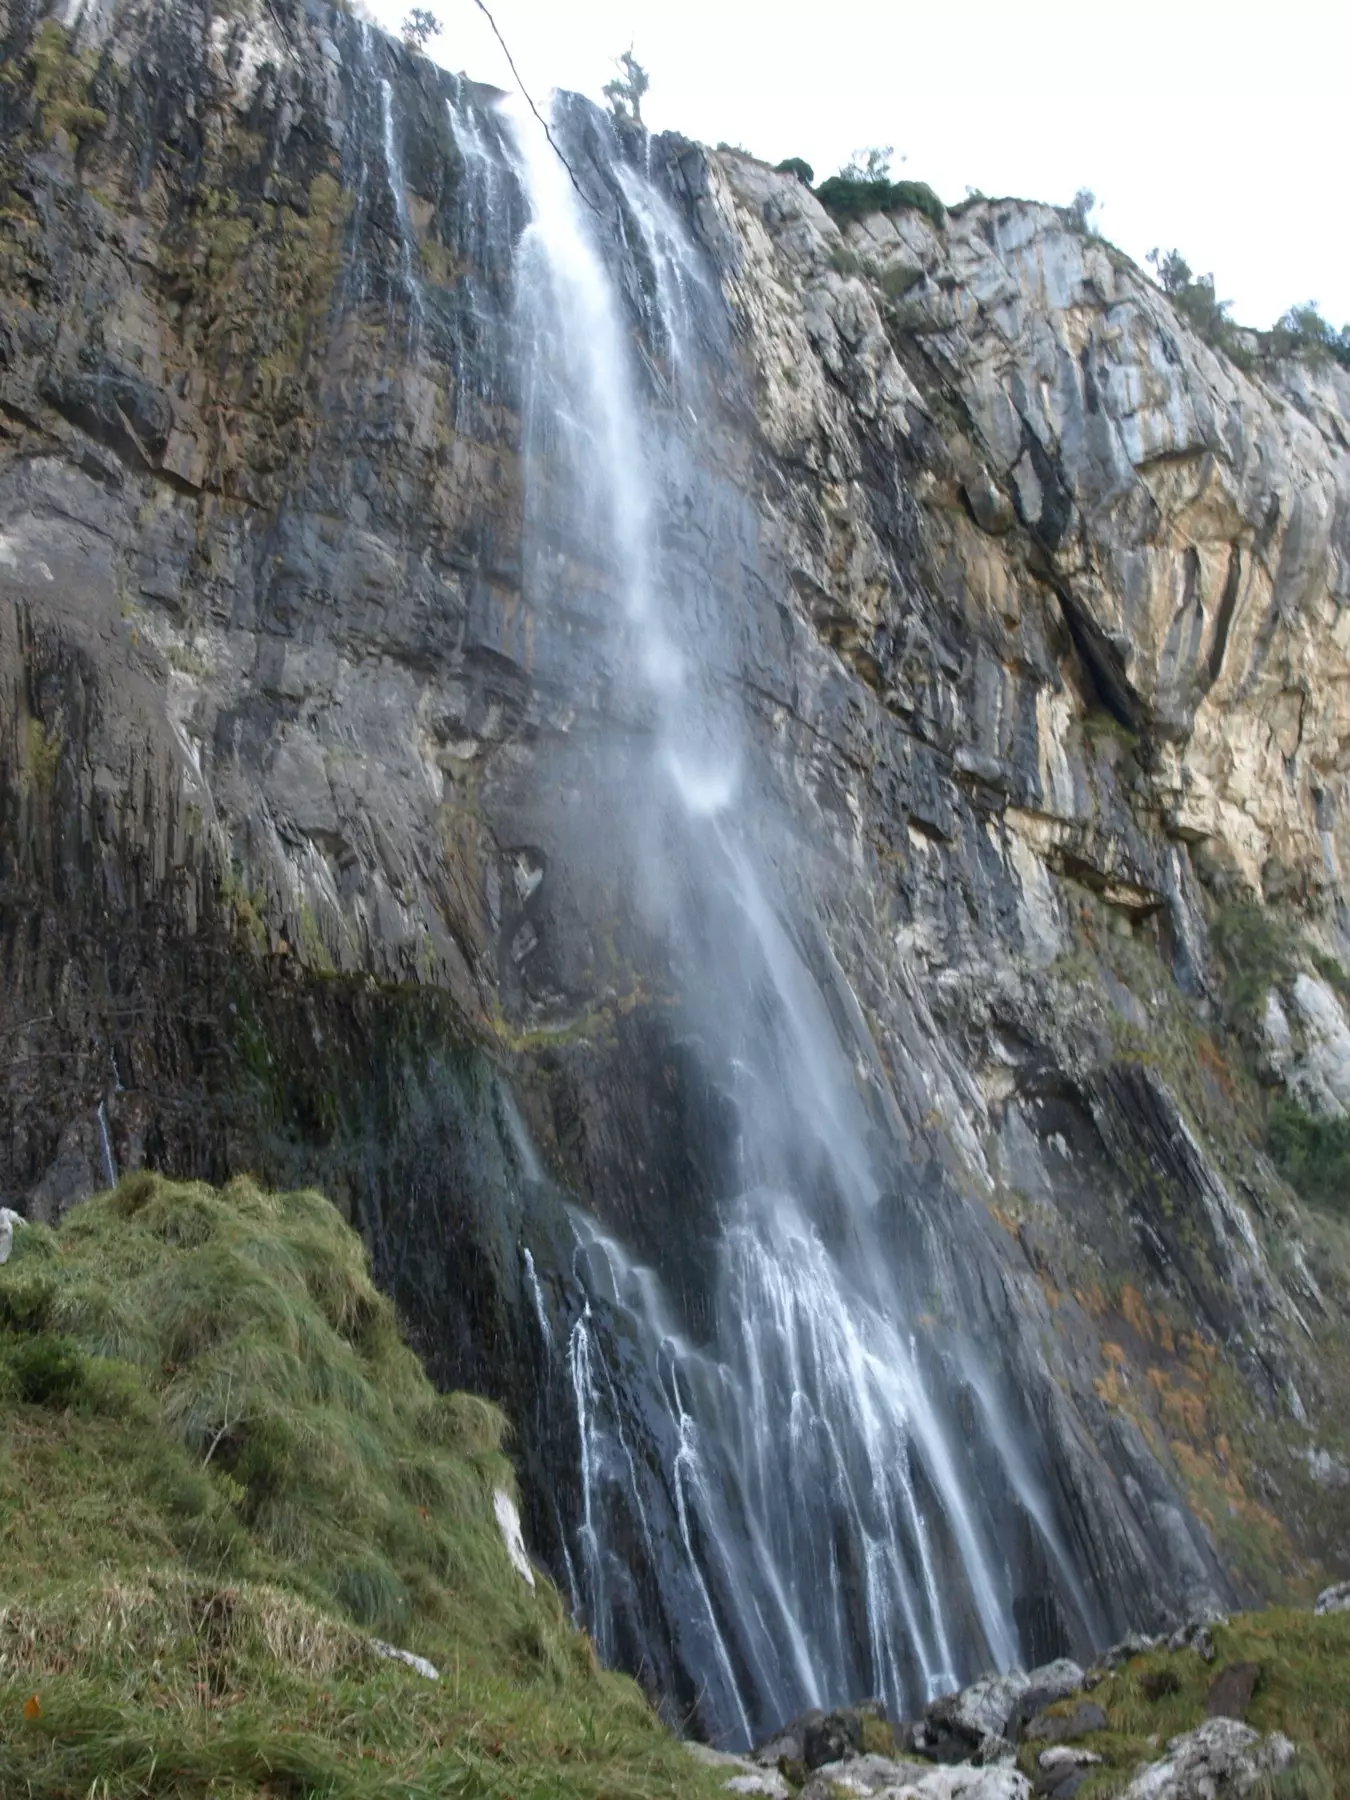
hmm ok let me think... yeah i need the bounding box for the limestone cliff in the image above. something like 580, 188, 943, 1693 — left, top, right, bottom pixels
1, 0, 1347, 1743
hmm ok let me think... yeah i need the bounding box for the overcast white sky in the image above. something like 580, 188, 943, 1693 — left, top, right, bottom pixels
366, 0, 1350, 331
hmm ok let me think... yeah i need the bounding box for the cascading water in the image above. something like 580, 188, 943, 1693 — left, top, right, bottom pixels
378, 76, 424, 344
436, 85, 1110, 1746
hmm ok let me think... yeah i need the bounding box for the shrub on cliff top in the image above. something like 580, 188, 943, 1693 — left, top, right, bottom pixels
0, 1173, 724, 1799
815, 172, 947, 230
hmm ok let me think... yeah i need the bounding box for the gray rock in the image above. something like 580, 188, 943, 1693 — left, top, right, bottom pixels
1023, 1701, 1107, 1742
1314, 1580, 1350, 1615
1166, 1615, 1225, 1662
804, 1760, 1031, 1798
686, 1743, 790, 1798
799, 1753, 932, 1797
1118, 1718, 1296, 1798
1204, 1660, 1261, 1721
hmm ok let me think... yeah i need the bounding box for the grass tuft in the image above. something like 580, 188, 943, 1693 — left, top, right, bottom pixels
0, 1174, 726, 1799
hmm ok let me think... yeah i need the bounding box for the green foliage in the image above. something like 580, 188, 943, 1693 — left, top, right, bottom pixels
774, 157, 814, 185
1066, 186, 1096, 232
1266, 302, 1350, 369
603, 49, 649, 126
1268, 1100, 1350, 1217
1147, 245, 1241, 355
0, 1175, 726, 1800
1209, 901, 1304, 1029
402, 7, 440, 49
815, 172, 946, 230
27, 18, 107, 145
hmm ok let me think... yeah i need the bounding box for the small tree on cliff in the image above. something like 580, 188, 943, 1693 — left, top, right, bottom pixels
842, 145, 895, 181
604, 49, 649, 126
1067, 187, 1096, 232
402, 8, 440, 49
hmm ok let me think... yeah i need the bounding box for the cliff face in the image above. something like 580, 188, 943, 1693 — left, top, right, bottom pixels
1, 0, 1348, 1746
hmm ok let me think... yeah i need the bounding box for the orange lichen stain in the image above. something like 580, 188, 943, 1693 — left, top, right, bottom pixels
1196, 1033, 1236, 1099
1078, 1283, 1109, 1318
1102, 1340, 1130, 1367
987, 1203, 1021, 1238
1156, 1314, 1176, 1354
1121, 1284, 1154, 1341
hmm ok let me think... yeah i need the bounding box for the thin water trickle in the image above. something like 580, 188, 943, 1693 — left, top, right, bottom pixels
378, 78, 423, 345
96, 1100, 117, 1190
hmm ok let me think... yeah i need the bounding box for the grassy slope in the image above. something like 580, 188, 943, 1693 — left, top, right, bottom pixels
1018, 1612, 1350, 1797
0, 1173, 725, 1800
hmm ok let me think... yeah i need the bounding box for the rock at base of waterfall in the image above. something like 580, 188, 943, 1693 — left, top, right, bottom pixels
1093, 1632, 1164, 1672
1314, 1579, 1350, 1614
1022, 1701, 1108, 1743
1165, 1616, 1224, 1662
802, 1758, 1031, 1799
1118, 1718, 1296, 1799
907, 1660, 1085, 1762
1204, 1660, 1261, 1721
799, 1752, 934, 1797
753, 1699, 892, 1772
684, 1742, 790, 1797
1034, 1745, 1102, 1800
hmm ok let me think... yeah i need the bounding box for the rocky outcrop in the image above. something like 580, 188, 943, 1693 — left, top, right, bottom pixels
1118, 1719, 1295, 1799
1, 0, 1348, 1745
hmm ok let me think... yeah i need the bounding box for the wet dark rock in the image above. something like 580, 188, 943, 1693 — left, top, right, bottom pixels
760, 1699, 891, 1772
1204, 1661, 1261, 1721
1034, 1746, 1103, 1799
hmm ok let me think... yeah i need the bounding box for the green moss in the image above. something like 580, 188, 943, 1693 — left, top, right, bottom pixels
1267, 1100, 1350, 1217
23, 717, 63, 795
0, 1176, 727, 1800
1210, 900, 1304, 1029
28, 19, 107, 145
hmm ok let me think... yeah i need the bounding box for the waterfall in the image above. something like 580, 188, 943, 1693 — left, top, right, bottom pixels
378, 76, 423, 343
435, 83, 1104, 1747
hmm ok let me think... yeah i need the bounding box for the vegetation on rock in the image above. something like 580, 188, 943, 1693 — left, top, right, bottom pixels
1028, 1610, 1350, 1796
0, 1174, 724, 1800
815, 173, 946, 229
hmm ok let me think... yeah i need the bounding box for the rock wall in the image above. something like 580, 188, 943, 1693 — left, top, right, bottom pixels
1, 0, 1347, 1734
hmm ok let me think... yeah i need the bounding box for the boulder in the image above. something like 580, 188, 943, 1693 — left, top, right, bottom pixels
1022, 1701, 1107, 1743
1034, 1745, 1102, 1799
685, 1743, 790, 1798
913, 1661, 1085, 1761
799, 1753, 934, 1797
1204, 1661, 1261, 1721
1314, 1581, 1350, 1615
1166, 1614, 1226, 1662
757, 1699, 892, 1772
1118, 1718, 1296, 1798
804, 1761, 1031, 1799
